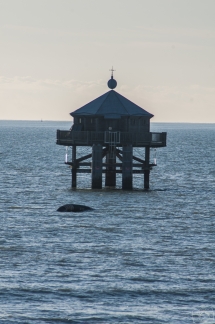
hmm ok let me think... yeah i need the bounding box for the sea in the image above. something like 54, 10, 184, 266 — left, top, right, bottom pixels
0, 120, 215, 324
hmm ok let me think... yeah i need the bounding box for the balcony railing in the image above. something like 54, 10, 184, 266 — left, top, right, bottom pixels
56, 130, 166, 147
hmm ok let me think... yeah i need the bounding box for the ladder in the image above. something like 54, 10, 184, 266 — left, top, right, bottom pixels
104, 131, 120, 162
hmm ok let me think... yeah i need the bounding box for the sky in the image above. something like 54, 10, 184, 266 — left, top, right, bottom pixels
0, 0, 215, 122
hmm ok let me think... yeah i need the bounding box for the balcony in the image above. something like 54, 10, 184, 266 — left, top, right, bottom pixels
56, 130, 166, 147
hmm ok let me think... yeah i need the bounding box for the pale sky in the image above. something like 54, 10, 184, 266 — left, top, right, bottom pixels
1, 0, 215, 122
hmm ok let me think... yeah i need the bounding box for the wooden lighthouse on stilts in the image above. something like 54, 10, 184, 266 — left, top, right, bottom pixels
56, 69, 167, 190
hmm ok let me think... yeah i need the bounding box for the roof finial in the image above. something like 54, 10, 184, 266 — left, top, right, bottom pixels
109, 66, 115, 79
107, 67, 117, 89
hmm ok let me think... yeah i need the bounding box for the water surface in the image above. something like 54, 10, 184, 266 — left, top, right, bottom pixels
0, 121, 215, 323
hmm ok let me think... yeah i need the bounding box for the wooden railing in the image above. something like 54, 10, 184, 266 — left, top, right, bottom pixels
56, 130, 166, 147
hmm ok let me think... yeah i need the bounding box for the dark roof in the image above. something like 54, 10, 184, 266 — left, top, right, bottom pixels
70, 90, 154, 119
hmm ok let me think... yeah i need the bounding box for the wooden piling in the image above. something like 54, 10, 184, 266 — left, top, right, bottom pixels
72, 146, 77, 188
144, 146, 150, 189
122, 145, 133, 190
105, 149, 116, 187
92, 144, 102, 189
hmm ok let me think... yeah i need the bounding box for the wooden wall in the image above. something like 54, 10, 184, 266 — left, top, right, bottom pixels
73, 116, 150, 133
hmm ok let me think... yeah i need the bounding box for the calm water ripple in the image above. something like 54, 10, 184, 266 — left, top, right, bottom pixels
0, 121, 215, 323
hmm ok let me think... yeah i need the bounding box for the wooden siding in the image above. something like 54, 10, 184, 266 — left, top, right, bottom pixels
73, 116, 149, 132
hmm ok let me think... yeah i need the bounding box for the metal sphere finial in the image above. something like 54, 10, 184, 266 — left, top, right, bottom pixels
107, 66, 117, 89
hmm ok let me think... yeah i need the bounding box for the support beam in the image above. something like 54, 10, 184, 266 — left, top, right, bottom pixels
116, 148, 145, 164
75, 148, 107, 164
91, 144, 102, 189
144, 146, 150, 189
116, 150, 123, 161
132, 155, 145, 164
122, 145, 133, 190
72, 146, 77, 188
75, 169, 91, 173
76, 152, 92, 163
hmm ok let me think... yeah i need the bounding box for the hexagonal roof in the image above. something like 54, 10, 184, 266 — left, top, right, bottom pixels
70, 90, 153, 119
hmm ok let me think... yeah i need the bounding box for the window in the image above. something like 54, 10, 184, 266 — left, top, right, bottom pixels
79, 118, 82, 123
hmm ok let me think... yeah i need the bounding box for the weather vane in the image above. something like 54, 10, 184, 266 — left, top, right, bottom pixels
109, 66, 115, 78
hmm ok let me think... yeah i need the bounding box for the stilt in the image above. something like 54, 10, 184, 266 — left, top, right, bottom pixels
105, 148, 116, 186
144, 146, 150, 189
122, 145, 133, 190
92, 144, 102, 189
72, 146, 77, 188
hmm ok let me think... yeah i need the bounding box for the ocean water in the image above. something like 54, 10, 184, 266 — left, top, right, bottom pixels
0, 120, 215, 324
